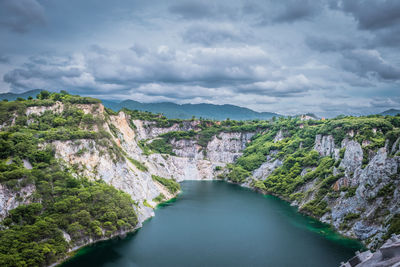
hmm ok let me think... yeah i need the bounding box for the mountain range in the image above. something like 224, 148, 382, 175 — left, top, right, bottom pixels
101, 99, 280, 120
0, 89, 398, 120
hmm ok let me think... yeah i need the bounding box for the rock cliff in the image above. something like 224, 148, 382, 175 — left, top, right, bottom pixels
1, 99, 399, 266
250, 132, 400, 249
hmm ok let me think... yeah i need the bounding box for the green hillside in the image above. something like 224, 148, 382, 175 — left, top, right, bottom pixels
0, 89, 43, 101
380, 109, 400, 116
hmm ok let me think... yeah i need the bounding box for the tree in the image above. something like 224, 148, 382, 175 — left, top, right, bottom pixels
37, 90, 50, 100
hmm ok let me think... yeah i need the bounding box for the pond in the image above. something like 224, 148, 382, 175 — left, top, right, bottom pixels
62, 181, 363, 267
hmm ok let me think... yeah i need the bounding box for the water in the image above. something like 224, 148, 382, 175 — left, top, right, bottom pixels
62, 181, 363, 267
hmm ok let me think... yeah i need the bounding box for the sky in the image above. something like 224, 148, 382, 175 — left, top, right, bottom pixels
0, 0, 399, 117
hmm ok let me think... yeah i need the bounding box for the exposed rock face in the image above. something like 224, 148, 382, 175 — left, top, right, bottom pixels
148, 154, 217, 181
341, 234, 400, 267
340, 139, 363, 175
3, 102, 400, 264
132, 120, 201, 140
171, 139, 203, 159
314, 135, 336, 157
314, 139, 398, 247
247, 131, 400, 249
253, 159, 283, 180
51, 139, 159, 224
46, 110, 253, 225
274, 130, 284, 142
25, 101, 64, 116
392, 137, 400, 155
206, 132, 254, 163
0, 183, 35, 219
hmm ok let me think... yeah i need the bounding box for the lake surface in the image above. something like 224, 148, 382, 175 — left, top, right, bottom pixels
62, 181, 363, 267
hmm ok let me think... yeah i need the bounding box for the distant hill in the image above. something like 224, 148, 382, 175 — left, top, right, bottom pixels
379, 109, 400, 116
0, 89, 42, 101
102, 99, 281, 121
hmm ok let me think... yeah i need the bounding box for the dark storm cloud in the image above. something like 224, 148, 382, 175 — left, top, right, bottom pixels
3, 46, 313, 101
169, 2, 215, 20
243, 0, 325, 26
1, 0, 400, 117
341, 49, 400, 80
370, 27, 400, 47
370, 97, 400, 108
332, 0, 400, 30
329, 0, 400, 48
271, 0, 324, 23
0, 0, 46, 33
305, 36, 356, 52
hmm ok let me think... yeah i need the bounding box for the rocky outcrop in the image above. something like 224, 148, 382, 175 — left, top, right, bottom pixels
132, 120, 201, 140
247, 131, 400, 249
340, 139, 363, 175
314, 134, 336, 157
206, 132, 254, 163
274, 130, 284, 142
171, 139, 203, 159
47, 110, 253, 225
25, 101, 64, 116
313, 140, 398, 247
341, 234, 400, 267
51, 139, 159, 224
253, 159, 283, 180
0, 183, 35, 219
3, 101, 400, 265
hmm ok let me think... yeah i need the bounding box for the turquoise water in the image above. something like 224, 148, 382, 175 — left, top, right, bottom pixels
62, 181, 363, 267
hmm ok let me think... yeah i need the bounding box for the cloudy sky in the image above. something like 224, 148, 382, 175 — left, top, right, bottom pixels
0, 0, 399, 117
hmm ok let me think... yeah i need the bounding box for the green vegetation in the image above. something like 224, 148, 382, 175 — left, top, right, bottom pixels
153, 193, 166, 203
377, 183, 395, 198
127, 157, 148, 172
344, 213, 360, 222
145, 138, 174, 155
0, 112, 137, 266
223, 113, 399, 220
143, 199, 153, 208
344, 187, 357, 198
0, 91, 399, 265
223, 164, 251, 183
151, 175, 180, 194
386, 214, 400, 238
139, 119, 270, 155
301, 199, 330, 217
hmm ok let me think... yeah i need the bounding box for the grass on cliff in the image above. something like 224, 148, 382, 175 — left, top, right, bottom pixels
127, 157, 148, 172
151, 175, 180, 194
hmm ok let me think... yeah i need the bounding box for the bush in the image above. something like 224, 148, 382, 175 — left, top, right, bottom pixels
226, 166, 251, 183
386, 214, 400, 237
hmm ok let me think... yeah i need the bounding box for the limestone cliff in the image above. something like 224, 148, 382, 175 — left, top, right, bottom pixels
249, 132, 400, 249
1, 99, 399, 266
21, 104, 254, 227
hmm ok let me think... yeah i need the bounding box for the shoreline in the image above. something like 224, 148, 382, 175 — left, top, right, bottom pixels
55, 179, 364, 266
54, 190, 181, 267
